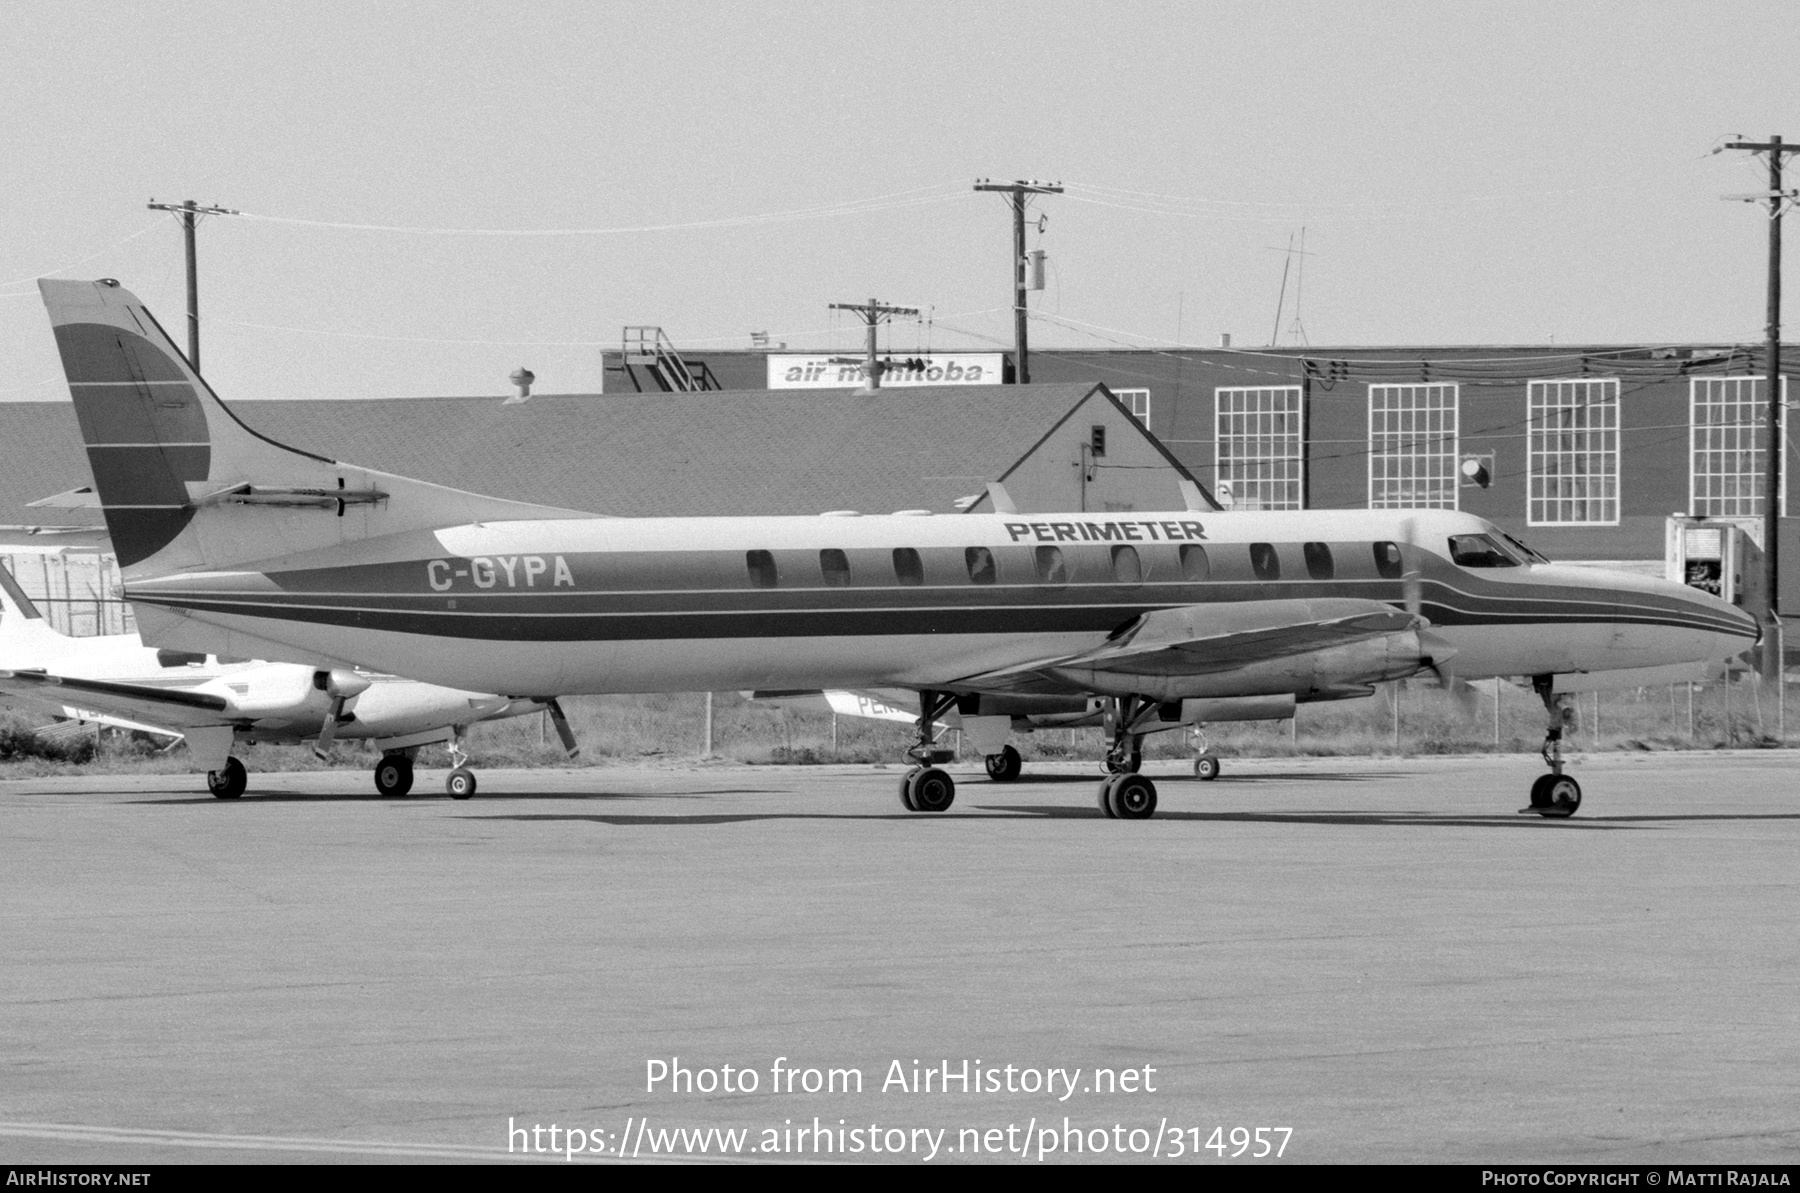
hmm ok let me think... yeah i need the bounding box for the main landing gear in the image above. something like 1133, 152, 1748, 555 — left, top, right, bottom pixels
1096, 696, 1161, 820
899, 690, 958, 813
206, 756, 247, 800
984, 744, 1022, 782
1522, 678, 1581, 818
373, 752, 415, 797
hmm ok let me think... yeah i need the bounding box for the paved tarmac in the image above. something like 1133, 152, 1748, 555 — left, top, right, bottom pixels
1, 752, 1797, 1166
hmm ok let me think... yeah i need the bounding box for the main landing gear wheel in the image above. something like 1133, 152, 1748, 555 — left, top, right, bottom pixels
1104, 736, 1144, 775
1097, 772, 1158, 820
206, 756, 247, 800
902, 766, 955, 813
373, 755, 414, 798
1529, 773, 1581, 818
446, 767, 477, 800
1193, 752, 1222, 781
984, 745, 1022, 782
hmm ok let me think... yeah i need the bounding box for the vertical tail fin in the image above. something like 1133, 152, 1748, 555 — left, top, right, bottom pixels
37, 279, 585, 579
0, 561, 72, 657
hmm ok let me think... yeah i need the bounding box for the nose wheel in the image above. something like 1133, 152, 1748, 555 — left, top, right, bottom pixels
1522, 682, 1582, 817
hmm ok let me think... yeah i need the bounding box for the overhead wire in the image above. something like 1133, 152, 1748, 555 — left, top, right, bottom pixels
233, 183, 967, 237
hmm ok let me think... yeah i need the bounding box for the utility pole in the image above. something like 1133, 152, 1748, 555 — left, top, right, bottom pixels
1722, 138, 1800, 702
827, 298, 919, 393
146, 198, 239, 373
974, 179, 1061, 384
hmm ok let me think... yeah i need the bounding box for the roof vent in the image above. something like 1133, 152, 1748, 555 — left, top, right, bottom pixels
505, 367, 535, 404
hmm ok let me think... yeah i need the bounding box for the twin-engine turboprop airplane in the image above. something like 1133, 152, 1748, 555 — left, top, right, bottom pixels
37, 279, 1759, 818
0, 559, 573, 799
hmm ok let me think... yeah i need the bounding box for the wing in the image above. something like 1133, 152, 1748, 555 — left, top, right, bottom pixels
0, 670, 229, 730
951, 598, 1439, 697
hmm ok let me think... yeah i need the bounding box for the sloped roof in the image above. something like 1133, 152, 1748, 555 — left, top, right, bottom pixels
0, 382, 1198, 526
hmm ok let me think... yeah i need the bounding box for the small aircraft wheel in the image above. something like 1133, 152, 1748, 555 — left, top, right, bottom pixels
909, 767, 955, 813
1194, 753, 1221, 781
899, 767, 922, 811
1096, 775, 1119, 818
373, 756, 413, 798
1107, 773, 1158, 820
1539, 775, 1581, 818
1528, 773, 1555, 809
206, 756, 247, 800
446, 767, 477, 800
984, 745, 1023, 782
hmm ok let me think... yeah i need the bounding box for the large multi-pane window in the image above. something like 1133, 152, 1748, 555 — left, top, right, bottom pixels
1214, 386, 1304, 510
1113, 388, 1151, 427
1527, 378, 1620, 525
1690, 376, 1788, 517
1367, 383, 1459, 509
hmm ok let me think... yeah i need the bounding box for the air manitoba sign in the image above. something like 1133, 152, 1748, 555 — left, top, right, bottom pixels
767, 354, 1005, 389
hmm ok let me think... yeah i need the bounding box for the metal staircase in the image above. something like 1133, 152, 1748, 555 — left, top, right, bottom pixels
617, 326, 721, 393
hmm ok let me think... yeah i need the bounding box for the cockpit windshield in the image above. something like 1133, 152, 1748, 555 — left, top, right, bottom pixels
1447, 533, 1522, 568
1500, 531, 1550, 565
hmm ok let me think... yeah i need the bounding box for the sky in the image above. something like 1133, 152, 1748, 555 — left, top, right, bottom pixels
2, 0, 1798, 403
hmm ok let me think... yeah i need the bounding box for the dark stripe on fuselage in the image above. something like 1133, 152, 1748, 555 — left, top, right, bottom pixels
128, 578, 1752, 643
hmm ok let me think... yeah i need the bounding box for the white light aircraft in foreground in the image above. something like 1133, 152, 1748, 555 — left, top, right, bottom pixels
0, 559, 574, 799
38, 279, 1758, 818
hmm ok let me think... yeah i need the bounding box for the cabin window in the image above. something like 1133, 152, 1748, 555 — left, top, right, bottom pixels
892, 547, 924, 586
1110, 544, 1142, 585
819, 548, 851, 586
965, 546, 997, 585
156, 649, 207, 668
1034, 545, 1068, 584
1448, 533, 1520, 568
745, 550, 778, 589
1179, 543, 1209, 582
1372, 541, 1404, 579
1303, 541, 1334, 580
1250, 542, 1281, 581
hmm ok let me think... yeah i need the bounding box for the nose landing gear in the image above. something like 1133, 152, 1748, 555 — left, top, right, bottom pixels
1523, 679, 1581, 818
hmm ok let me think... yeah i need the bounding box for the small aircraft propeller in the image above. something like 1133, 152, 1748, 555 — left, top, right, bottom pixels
543, 698, 581, 758
312, 669, 371, 760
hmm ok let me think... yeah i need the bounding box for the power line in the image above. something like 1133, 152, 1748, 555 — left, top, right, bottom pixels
146, 199, 240, 372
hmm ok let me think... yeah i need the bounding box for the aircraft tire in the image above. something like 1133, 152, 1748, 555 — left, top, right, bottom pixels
446, 767, 477, 800
899, 767, 921, 811
1096, 775, 1118, 818
207, 757, 247, 800
374, 756, 413, 798
909, 767, 955, 813
1107, 774, 1158, 820
984, 745, 1023, 782
1538, 775, 1581, 818
1528, 773, 1555, 809
1194, 753, 1221, 781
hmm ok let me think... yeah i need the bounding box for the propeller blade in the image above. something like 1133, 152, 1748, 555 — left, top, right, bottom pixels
545, 698, 581, 758
312, 695, 346, 761
1399, 516, 1426, 623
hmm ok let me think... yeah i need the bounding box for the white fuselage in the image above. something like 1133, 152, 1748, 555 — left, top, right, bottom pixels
124, 508, 1758, 699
